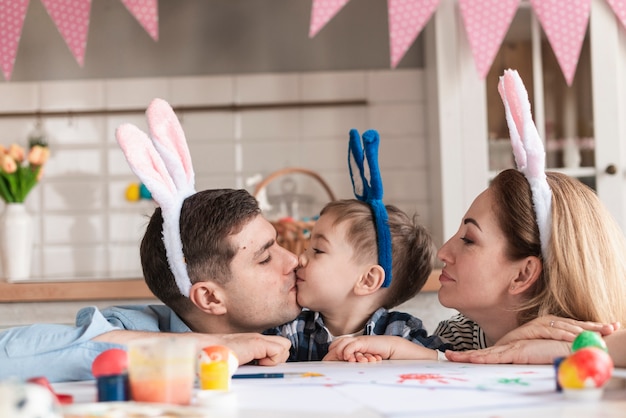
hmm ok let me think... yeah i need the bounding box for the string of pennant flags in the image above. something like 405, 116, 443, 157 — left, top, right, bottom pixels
2, 0, 626, 85
0, 0, 158, 81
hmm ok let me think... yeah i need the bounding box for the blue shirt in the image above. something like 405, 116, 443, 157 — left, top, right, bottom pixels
264, 307, 450, 361
0, 304, 188, 383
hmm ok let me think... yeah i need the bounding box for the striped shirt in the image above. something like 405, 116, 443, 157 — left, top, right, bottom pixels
265, 307, 451, 361
433, 313, 488, 351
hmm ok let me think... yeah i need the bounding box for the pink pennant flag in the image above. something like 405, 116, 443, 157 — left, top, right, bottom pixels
40, 0, 92, 67
606, 0, 626, 31
309, 0, 351, 38
459, 0, 520, 79
120, 0, 159, 41
0, 0, 29, 81
388, 0, 440, 68
530, 0, 591, 86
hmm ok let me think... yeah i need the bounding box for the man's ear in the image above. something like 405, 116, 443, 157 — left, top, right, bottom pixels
354, 265, 385, 296
509, 256, 542, 295
189, 281, 227, 315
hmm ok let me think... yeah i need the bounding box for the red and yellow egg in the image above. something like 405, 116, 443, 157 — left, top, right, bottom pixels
197, 345, 239, 391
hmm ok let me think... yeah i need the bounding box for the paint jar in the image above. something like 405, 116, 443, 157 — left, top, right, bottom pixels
127, 337, 196, 405
96, 374, 129, 402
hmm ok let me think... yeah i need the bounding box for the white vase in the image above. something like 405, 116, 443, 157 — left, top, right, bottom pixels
0, 203, 34, 281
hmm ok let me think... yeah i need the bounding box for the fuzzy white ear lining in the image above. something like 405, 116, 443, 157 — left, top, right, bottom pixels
498, 69, 552, 260
116, 99, 196, 297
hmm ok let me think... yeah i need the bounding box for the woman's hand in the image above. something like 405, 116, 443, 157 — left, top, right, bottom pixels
495, 316, 619, 346
323, 336, 438, 362
446, 339, 570, 364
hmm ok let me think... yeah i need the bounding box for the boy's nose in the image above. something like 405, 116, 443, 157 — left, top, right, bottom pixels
298, 252, 308, 268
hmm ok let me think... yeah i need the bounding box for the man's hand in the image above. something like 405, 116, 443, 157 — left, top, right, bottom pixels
95, 330, 291, 366
219, 333, 291, 366
446, 339, 571, 364
496, 316, 619, 346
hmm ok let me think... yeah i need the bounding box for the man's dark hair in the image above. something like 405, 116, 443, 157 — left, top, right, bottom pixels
140, 189, 261, 317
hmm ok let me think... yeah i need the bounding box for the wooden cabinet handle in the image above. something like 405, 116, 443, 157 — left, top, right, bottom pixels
605, 164, 618, 175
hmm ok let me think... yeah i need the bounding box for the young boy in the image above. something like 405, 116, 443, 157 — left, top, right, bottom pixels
264, 198, 449, 361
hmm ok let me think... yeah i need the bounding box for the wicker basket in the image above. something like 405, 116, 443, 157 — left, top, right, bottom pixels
253, 167, 336, 255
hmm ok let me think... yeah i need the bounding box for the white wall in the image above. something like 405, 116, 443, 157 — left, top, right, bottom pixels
0, 68, 439, 281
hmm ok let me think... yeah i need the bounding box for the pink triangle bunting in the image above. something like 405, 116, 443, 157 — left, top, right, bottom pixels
459, 0, 520, 79
606, 0, 626, 32
309, 0, 351, 38
388, 0, 441, 69
40, 0, 92, 67
530, 0, 591, 86
120, 0, 159, 41
0, 0, 29, 81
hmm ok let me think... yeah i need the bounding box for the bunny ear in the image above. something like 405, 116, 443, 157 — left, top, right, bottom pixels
499, 69, 546, 178
498, 69, 552, 260
146, 98, 195, 197
346, 128, 392, 288
361, 130, 383, 200
115, 98, 197, 299
115, 123, 177, 205
498, 76, 526, 170
348, 129, 367, 200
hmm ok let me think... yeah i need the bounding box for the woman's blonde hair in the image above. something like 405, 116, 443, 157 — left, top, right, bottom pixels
491, 169, 626, 325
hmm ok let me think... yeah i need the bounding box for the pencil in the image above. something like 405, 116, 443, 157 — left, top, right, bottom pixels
232, 372, 323, 379
232, 373, 285, 379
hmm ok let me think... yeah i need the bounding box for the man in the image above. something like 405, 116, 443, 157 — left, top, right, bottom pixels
0, 189, 302, 382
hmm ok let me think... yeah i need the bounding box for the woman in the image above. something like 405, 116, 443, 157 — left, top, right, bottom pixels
436, 168, 626, 360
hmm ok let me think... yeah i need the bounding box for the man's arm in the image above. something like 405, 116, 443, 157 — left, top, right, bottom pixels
94, 330, 291, 366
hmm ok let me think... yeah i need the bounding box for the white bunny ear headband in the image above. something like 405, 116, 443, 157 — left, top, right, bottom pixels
498, 69, 552, 260
116, 98, 196, 297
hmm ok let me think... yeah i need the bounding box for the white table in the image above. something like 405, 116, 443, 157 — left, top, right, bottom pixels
55, 360, 626, 417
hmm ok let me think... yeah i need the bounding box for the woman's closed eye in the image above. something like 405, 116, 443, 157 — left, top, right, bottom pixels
313, 248, 325, 255
460, 236, 474, 245
260, 255, 272, 265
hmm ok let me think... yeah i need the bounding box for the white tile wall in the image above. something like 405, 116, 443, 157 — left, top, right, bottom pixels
0, 69, 435, 283
0, 69, 457, 329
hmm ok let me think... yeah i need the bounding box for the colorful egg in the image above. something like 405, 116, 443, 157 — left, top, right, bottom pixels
0, 382, 62, 418
558, 347, 613, 391
139, 183, 152, 200
92, 348, 129, 378
198, 345, 239, 391
572, 330, 608, 352
125, 183, 140, 201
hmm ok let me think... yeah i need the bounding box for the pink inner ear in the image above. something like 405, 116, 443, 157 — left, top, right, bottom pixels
147, 99, 194, 183
503, 73, 525, 143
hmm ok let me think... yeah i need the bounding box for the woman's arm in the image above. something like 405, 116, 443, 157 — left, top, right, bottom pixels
605, 330, 626, 368
445, 339, 571, 364
495, 315, 619, 346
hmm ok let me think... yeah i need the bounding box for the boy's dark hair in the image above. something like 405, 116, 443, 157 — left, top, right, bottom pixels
320, 199, 435, 309
140, 189, 261, 317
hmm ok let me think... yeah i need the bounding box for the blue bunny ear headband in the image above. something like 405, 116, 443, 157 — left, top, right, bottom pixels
348, 129, 393, 287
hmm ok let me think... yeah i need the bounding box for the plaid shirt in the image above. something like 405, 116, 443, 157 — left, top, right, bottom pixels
264, 307, 450, 361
